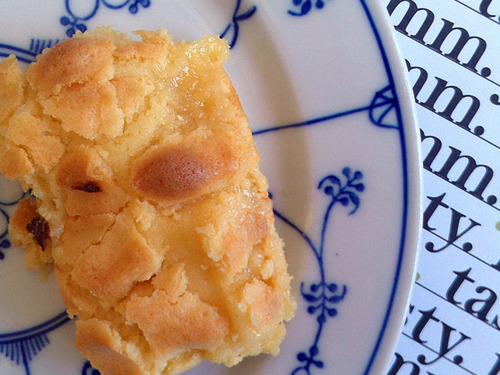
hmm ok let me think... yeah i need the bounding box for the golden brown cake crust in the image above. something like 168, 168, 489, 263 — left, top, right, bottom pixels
0, 28, 295, 375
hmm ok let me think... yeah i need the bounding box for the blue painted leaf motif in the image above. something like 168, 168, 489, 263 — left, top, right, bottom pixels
297, 352, 308, 361
303, 293, 320, 303
339, 197, 349, 206
322, 176, 341, 191
327, 308, 338, 317
354, 183, 365, 192
327, 294, 345, 303
301, 1, 312, 15
322, 185, 333, 197
307, 305, 318, 314
327, 283, 338, 292
348, 191, 360, 211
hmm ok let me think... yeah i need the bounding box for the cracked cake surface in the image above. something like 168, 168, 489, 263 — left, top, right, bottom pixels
0, 28, 295, 375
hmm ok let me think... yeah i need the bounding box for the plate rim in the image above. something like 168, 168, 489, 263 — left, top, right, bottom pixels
359, 0, 422, 373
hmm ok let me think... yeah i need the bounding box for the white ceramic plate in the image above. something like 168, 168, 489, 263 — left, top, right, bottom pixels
0, 0, 421, 374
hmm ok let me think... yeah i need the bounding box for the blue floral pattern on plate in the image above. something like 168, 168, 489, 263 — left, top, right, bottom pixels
61, 0, 151, 37
0, 313, 70, 375
288, 0, 332, 16
277, 167, 363, 375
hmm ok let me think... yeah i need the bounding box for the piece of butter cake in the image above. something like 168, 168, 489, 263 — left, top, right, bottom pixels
0, 28, 295, 375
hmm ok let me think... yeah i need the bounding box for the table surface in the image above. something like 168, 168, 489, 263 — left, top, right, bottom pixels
384, 0, 500, 374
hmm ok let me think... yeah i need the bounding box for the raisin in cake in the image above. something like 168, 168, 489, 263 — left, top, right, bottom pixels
0, 28, 295, 375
